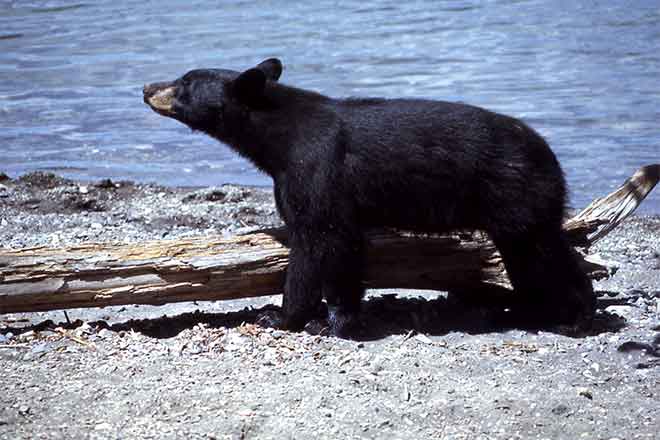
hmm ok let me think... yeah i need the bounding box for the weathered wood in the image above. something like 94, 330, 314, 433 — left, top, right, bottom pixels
0, 164, 657, 314
563, 164, 660, 247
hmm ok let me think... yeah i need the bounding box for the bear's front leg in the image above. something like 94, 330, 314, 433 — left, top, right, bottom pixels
258, 225, 365, 337
287, 226, 365, 337
279, 233, 327, 331
256, 229, 329, 332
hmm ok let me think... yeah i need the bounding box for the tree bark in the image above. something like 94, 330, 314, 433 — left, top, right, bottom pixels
1, 164, 658, 314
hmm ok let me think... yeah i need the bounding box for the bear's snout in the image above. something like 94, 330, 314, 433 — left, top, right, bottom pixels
143, 82, 176, 116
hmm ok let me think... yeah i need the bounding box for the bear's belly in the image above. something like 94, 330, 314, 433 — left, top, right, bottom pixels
356, 185, 480, 232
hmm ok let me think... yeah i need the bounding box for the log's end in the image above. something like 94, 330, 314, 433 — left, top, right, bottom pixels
563, 163, 660, 248
637, 164, 660, 182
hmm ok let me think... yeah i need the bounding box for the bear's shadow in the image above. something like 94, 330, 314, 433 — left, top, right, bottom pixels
17, 292, 626, 341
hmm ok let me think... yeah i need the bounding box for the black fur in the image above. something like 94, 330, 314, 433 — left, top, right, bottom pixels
144, 58, 595, 336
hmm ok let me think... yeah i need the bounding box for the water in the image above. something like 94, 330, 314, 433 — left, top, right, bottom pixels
1, 0, 659, 213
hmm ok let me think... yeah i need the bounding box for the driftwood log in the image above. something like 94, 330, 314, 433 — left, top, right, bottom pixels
1, 164, 658, 314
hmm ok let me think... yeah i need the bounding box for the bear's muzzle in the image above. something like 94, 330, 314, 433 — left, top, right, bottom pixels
143, 82, 176, 116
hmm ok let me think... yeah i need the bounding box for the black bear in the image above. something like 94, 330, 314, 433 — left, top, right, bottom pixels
143, 58, 595, 336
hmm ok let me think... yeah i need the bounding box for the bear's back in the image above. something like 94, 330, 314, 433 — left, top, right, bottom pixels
333, 98, 565, 232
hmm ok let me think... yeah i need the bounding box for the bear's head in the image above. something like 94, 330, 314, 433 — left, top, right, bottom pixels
143, 58, 283, 137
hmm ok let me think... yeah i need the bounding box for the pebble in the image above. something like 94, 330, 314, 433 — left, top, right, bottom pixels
30, 343, 51, 356
414, 334, 433, 344
18, 330, 35, 341
94, 422, 112, 431
551, 404, 570, 416
605, 305, 634, 319
98, 329, 113, 339
626, 289, 646, 298
577, 388, 593, 400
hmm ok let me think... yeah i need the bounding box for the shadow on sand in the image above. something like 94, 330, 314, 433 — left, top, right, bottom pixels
6, 292, 628, 341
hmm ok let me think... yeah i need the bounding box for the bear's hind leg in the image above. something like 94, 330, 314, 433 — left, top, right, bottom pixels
493, 231, 595, 329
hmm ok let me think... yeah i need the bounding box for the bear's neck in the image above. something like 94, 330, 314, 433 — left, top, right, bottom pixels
218, 84, 332, 178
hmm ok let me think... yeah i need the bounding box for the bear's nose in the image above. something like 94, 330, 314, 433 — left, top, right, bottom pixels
143, 84, 157, 100
143, 84, 153, 103
143, 83, 176, 115
143, 82, 172, 100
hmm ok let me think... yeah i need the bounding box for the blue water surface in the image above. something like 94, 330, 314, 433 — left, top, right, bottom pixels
1, 0, 658, 212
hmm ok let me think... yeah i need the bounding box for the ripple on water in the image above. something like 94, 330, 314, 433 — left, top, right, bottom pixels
0, 0, 658, 212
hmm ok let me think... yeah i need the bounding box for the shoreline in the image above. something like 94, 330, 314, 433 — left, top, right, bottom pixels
1, 170, 659, 248
0, 171, 283, 249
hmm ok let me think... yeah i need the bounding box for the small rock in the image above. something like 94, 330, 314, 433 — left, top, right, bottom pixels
94, 422, 112, 431
17, 330, 35, 341
18, 406, 30, 416
38, 329, 57, 338
551, 404, 570, 416
577, 388, 593, 400
205, 189, 226, 202
74, 322, 93, 336
96, 178, 116, 189
237, 409, 254, 417
626, 289, 646, 298
98, 329, 113, 339
414, 334, 433, 344
618, 341, 658, 356
605, 305, 633, 319
30, 343, 51, 356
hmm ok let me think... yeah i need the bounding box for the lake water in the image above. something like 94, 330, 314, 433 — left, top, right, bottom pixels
1, 0, 659, 213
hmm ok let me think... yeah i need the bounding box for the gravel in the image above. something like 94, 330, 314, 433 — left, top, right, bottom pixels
0, 172, 659, 439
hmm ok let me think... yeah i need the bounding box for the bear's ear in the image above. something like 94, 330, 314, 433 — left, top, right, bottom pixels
232, 68, 267, 107
232, 59, 282, 107
255, 58, 283, 81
